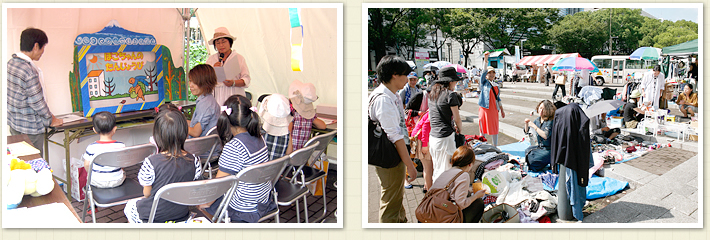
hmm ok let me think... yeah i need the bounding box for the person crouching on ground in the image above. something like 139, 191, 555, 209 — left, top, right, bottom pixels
523, 100, 556, 172
676, 84, 698, 118
430, 146, 486, 223
590, 113, 620, 143
623, 90, 645, 128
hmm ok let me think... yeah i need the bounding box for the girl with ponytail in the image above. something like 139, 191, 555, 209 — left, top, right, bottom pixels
202, 94, 276, 223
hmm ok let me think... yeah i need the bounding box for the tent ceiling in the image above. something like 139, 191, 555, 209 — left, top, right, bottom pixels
196, 8, 338, 108
662, 39, 698, 56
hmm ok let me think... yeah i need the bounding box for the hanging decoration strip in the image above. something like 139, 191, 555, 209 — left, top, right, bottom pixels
289, 8, 304, 71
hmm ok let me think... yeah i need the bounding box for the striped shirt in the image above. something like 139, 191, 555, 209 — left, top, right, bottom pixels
83, 140, 126, 186
219, 132, 270, 213
7, 54, 53, 134
136, 153, 202, 222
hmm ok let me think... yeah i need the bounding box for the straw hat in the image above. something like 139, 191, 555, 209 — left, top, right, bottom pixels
208, 27, 237, 45
486, 66, 496, 74
629, 89, 642, 99
288, 79, 318, 119
258, 94, 293, 136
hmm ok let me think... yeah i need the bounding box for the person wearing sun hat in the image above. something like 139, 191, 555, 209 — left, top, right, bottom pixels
288, 79, 326, 151
259, 93, 294, 161
478, 52, 506, 147
206, 27, 251, 105
623, 89, 645, 129
428, 66, 464, 182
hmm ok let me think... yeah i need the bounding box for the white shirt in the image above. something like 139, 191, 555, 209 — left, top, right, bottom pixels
578, 69, 591, 87
369, 84, 408, 145
640, 71, 665, 110
207, 51, 251, 105
83, 141, 126, 186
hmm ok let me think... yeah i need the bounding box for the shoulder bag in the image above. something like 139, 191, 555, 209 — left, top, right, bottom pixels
415, 171, 465, 223
368, 93, 402, 168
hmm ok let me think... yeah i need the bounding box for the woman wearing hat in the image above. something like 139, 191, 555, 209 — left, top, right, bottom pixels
479, 52, 506, 147
207, 27, 251, 105
623, 89, 645, 128
428, 66, 463, 182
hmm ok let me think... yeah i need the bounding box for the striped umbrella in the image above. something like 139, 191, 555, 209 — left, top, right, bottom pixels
629, 47, 662, 60
551, 57, 600, 72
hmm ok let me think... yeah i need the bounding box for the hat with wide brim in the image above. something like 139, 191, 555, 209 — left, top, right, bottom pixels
486, 66, 496, 73
208, 27, 237, 45
258, 94, 293, 136
289, 79, 318, 119
434, 66, 462, 84
629, 89, 642, 99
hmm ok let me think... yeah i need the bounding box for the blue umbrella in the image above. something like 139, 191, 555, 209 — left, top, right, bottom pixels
629, 47, 661, 60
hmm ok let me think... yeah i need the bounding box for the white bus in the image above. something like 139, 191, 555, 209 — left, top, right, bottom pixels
590, 55, 658, 85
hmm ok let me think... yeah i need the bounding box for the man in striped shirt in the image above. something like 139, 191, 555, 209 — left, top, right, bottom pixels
7, 28, 63, 156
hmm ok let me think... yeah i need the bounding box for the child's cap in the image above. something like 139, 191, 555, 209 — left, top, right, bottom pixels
258, 94, 293, 136
288, 79, 317, 119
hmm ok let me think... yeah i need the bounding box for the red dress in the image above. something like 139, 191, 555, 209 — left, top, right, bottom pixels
478, 86, 500, 135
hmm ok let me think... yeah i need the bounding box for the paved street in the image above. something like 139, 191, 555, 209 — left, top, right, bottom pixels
368, 81, 698, 223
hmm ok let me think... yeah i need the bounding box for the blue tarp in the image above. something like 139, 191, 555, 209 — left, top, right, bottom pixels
528, 171, 628, 199
498, 141, 530, 159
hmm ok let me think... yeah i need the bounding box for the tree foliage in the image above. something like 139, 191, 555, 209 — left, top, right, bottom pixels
368, 8, 407, 65
447, 9, 485, 67
549, 8, 697, 58
478, 8, 560, 53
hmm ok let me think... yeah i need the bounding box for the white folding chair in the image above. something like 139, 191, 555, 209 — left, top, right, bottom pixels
184, 133, 220, 179
82, 143, 156, 223
147, 175, 238, 223
214, 154, 290, 223
286, 131, 336, 222
275, 144, 317, 223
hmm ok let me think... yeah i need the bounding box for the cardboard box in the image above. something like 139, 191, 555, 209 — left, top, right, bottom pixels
609, 117, 623, 129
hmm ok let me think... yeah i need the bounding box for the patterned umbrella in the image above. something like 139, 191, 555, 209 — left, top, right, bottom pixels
629, 47, 662, 60
551, 57, 600, 72
444, 64, 467, 73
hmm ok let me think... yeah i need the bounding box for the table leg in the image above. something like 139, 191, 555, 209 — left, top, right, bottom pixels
65, 130, 72, 200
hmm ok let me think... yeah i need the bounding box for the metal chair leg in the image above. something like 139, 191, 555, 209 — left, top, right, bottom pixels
302, 195, 309, 223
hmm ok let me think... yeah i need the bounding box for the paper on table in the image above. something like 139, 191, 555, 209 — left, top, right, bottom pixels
4, 203, 80, 226
57, 114, 85, 124
7, 142, 40, 156
321, 119, 336, 125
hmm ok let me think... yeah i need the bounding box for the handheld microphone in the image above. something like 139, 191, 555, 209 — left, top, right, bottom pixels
219, 53, 225, 63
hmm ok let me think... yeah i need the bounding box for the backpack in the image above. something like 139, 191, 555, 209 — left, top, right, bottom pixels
415, 171, 465, 223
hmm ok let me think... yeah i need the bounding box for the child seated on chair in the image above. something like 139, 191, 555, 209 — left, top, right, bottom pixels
288, 80, 326, 151
259, 93, 294, 161
200, 95, 277, 223
187, 64, 220, 138
124, 109, 202, 223
83, 111, 126, 188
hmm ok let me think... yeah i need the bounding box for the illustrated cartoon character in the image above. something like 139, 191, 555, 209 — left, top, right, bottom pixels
128, 76, 149, 101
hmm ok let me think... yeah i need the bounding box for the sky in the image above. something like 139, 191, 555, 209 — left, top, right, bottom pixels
642, 8, 698, 23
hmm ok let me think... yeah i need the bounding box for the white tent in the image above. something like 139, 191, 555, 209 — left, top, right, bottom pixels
5, 8, 185, 115
197, 8, 338, 108
5, 7, 339, 115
